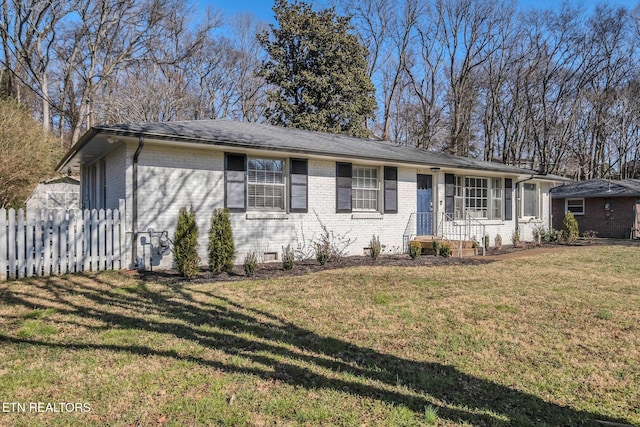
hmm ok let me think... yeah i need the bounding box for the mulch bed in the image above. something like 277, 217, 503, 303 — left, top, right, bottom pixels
134, 242, 558, 284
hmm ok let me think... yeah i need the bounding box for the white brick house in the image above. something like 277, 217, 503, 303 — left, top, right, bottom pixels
57, 120, 566, 270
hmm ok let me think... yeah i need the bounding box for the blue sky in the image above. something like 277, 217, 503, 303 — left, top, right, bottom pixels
198, 0, 638, 24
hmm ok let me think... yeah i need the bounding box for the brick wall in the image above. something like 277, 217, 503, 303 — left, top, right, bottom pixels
552, 197, 637, 239
132, 144, 416, 269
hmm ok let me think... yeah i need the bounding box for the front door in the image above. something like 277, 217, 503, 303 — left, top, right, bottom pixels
417, 174, 433, 235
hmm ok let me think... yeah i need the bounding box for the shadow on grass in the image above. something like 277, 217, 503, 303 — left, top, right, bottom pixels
0, 273, 632, 426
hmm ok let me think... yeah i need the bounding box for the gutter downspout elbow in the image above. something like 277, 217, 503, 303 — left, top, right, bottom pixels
132, 136, 144, 268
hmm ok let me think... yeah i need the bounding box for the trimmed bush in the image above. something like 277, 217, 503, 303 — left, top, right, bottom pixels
315, 241, 330, 265
494, 233, 503, 249
369, 235, 382, 260
432, 240, 440, 256
562, 211, 579, 243
511, 229, 521, 247
439, 241, 452, 257
208, 208, 235, 273
243, 252, 258, 277
408, 241, 421, 259
173, 206, 200, 278
282, 245, 294, 270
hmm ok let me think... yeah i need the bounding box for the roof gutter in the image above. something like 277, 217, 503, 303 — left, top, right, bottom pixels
56, 128, 98, 172
132, 136, 144, 268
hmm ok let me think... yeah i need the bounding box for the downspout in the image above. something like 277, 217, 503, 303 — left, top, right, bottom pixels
514, 175, 535, 236
132, 136, 144, 268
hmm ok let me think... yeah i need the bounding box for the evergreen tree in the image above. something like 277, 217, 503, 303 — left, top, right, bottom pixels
208, 208, 235, 273
258, 0, 376, 138
173, 206, 200, 278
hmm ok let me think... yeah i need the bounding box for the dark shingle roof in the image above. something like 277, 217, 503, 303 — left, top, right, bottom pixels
60, 119, 564, 179
550, 179, 640, 198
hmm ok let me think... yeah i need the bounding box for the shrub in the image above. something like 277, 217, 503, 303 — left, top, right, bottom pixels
282, 244, 295, 270
439, 241, 452, 257
494, 233, 502, 249
562, 211, 579, 243
173, 206, 200, 278
243, 252, 258, 277
511, 229, 520, 247
208, 208, 235, 273
408, 241, 421, 259
531, 224, 546, 244
432, 240, 440, 256
369, 235, 382, 260
483, 234, 490, 251
543, 228, 560, 242
315, 240, 330, 265
582, 229, 598, 242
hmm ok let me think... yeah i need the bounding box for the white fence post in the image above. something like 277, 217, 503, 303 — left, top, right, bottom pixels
0, 209, 7, 280
8, 209, 16, 279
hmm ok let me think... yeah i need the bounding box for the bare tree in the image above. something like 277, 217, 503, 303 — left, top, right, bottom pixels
0, 0, 73, 131
431, 0, 512, 156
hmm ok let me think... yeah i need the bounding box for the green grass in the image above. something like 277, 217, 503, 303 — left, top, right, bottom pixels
0, 245, 638, 426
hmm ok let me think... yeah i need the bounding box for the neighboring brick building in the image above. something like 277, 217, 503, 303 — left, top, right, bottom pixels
551, 179, 640, 239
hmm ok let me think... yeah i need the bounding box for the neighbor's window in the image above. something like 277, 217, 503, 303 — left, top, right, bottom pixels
522, 183, 539, 217
352, 166, 379, 211
566, 198, 584, 215
247, 158, 285, 210
47, 191, 80, 210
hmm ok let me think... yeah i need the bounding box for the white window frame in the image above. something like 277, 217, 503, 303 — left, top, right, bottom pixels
566, 198, 585, 215
454, 176, 464, 219
464, 177, 489, 219
46, 191, 80, 210
491, 178, 503, 220
521, 182, 540, 218
352, 166, 380, 212
453, 176, 503, 220
247, 157, 286, 211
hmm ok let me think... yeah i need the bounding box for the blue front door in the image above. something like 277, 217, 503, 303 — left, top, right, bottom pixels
417, 174, 433, 235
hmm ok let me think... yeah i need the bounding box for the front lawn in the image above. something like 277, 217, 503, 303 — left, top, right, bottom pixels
0, 245, 638, 426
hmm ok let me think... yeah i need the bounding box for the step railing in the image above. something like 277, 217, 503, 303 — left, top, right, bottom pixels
439, 212, 486, 257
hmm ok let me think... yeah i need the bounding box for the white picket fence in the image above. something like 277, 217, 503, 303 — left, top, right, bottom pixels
1, 202, 126, 280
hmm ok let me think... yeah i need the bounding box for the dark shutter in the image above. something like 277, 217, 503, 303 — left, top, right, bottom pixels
336, 162, 352, 213
444, 173, 455, 215
225, 153, 246, 212
384, 166, 398, 213
290, 158, 308, 213
505, 178, 513, 220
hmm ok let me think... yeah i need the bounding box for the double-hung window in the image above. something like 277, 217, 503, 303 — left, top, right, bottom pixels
336, 163, 392, 213
522, 183, 539, 217
247, 158, 285, 210
352, 166, 379, 211
491, 178, 503, 220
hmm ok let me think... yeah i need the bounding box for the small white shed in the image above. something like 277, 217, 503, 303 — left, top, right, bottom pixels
25, 176, 80, 210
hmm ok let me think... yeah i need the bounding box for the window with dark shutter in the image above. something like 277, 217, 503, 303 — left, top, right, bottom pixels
504, 178, 513, 220
290, 159, 308, 212
225, 153, 246, 212
384, 166, 398, 213
336, 162, 352, 212
444, 173, 455, 216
